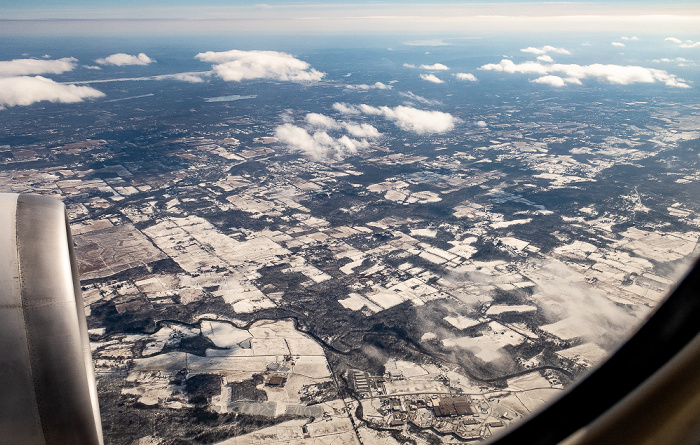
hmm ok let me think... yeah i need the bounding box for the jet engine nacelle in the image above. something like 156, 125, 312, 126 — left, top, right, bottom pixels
0, 194, 103, 445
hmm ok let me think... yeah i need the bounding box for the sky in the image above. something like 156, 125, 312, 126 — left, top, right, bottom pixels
1, 1, 700, 36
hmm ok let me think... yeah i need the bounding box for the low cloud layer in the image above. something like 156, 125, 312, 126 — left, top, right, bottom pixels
274, 112, 381, 160
652, 57, 693, 67
666, 37, 700, 48
0, 76, 105, 109
345, 81, 392, 90
96, 53, 154, 66
420, 73, 444, 83
334, 102, 456, 134
521, 45, 571, 55
400, 91, 443, 106
304, 112, 381, 138
168, 72, 207, 83
480, 59, 690, 88
420, 63, 449, 70
533, 260, 640, 347
195, 49, 324, 83
454, 72, 477, 81
532, 75, 566, 87
404, 62, 450, 70
0, 57, 77, 76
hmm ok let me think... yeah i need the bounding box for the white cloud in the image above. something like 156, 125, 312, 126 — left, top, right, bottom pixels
381, 105, 455, 133
343, 122, 381, 138
399, 91, 443, 105
534, 260, 639, 346
665, 37, 700, 48
621, 36, 638, 41
476, 120, 487, 127
275, 124, 360, 160
333, 102, 456, 134
195, 49, 324, 83
480, 59, 549, 75
521, 45, 571, 55
167, 72, 206, 83
96, 53, 154, 66
83, 65, 101, 70
653, 57, 690, 64
358, 103, 383, 115
419, 63, 450, 70
537, 55, 554, 63
333, 102, 361, 115
405, 62, 449, 70
305, 112, 339, 129
611, 42, 626, 47
420, 73, 444, 83
532, 75, 566, 87
345, 81, 392, 90
0, 76, 105, 109
480, 59, 690, 88
454, 72, 477, 81
274, 112, 380, 160
0, 57, 77, 76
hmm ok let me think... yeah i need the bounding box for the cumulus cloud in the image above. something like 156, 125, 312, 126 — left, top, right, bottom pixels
334, 102, 456, 134
344, 122, 382, 138
345, 81, 392, 90
665, 37, 700, 48
420, 63, 449, 70
96, 53, 154, 66
537, 55, 554, 63
420, 73, 444, 83
305, 112, 339, 129
399, 91, 442, 106
532, 75, 566, 87
652, 57, 692, 66
480, 59, 549, 75
195, 49, 324, 83
480, 59, 690, 88
0, 57, 78, 76
476, 120, 487, 127
621, 36, 639, 41
611, 42, 626, 47
275, 124, 369, 160
404, 62, 449, 70
0, 76, 104, 109
378, 105, 455, 133
663, 38, 700, 49
521, 45, 571, 55
454, 72, 477, 81
168, 72, 206, 83
332, 102, 361, 115
274, 112, 380, 160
